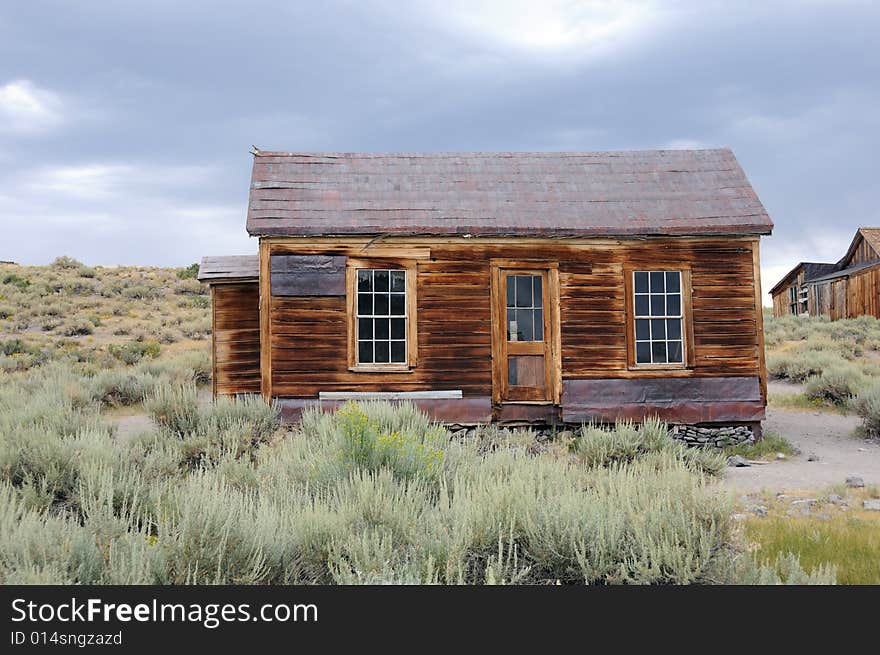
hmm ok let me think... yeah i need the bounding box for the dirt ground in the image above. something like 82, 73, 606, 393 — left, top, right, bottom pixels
723, 396, 880, 491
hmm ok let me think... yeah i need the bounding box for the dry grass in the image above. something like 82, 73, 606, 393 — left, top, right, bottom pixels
744, 488, 880, 584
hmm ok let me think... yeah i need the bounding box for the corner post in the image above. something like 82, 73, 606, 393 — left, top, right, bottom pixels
752, 238, 767, 405
259, 239, 273, 401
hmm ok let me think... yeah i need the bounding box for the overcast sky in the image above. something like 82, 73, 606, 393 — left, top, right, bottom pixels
1, 1, 878, 303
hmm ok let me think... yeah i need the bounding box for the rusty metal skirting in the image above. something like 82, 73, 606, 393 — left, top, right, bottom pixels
561, 376, 765, 424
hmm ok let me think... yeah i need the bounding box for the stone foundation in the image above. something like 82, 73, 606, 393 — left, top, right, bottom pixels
448, 423, 757, 449
669, 424, 755, 448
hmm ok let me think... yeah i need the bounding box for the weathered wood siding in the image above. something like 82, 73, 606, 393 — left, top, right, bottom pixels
846, 266, 880, 319
269, 260, 493, 397
212, 282, 261, 396
771, 270, 805, 318
771, 286, 789, 318
846, 236, 879, 267
813, 282, 832, 317
830, 279, 849, 321
264, 237, 763, 403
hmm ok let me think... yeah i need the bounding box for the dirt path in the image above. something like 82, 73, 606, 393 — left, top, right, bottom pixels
105, 389, 211, 443
723, 405, 880, 491
108, 412, 155, 444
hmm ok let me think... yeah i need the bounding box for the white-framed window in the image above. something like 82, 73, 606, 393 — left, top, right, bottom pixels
355, 269, 408, 365
632, 270, 684, 365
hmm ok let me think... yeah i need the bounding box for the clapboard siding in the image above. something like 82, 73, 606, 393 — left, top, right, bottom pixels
269, 258, 493, 397
266, 236, 762, 398
211, 282, 261, 396
846, 266, 880, 318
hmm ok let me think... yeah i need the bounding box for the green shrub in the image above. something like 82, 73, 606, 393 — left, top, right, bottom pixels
2, 274, 30, 290
88, 370, 157, 407
176, 263, 200, 280
108, 340, 161, 365
61, 319, 94, 336
855, 384, 880, 437
200, 395, 279, 443
145, 385, 201, 436
1, 339, 26, 356
51, 256, 84, 270
174, 278, 205, 296
137, 350, 211, 386
179, 317, 211, 339
61, 279, 95, 296
571, 418, 726, 477
724, 432, 794, 459
766, 349, 844, 382
805, 365, 866, 406
40, 316, 62, 331
122, 285, 155, 300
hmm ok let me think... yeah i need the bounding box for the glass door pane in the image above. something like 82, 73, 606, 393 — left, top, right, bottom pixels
503, 272, 548, 400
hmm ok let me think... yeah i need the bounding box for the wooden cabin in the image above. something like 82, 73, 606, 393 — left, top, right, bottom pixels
199, 149, 772, 431
770, 228, 880, 320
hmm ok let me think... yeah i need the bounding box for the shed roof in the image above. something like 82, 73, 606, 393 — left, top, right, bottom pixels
197, 255, 259, 282
768, 262, 840, 296
246, 148, 772, 238
809, 260, 880, 284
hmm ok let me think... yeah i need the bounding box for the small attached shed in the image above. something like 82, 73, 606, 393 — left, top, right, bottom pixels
200, 149, 773, 431
197, 256, 261, 397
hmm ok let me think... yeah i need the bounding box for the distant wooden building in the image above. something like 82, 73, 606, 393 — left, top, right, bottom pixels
770, 228, 880, 320
200, 149, 772, 429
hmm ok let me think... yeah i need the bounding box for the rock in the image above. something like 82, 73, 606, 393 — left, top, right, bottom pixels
750, 505, 768, 517
864, 499, 880, 511
791, 498, 818, 506
732, 513, 749, 521
775, 452, 786, 460
727, 455, 750, 467
807, 453, 820, 462
827, 494, 844, 503
846, 476, 865, 488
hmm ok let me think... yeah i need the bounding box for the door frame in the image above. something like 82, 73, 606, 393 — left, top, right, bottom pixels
489, 259, 561, 405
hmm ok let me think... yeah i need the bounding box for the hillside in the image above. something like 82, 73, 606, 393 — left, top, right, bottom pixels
0, 258, 210, 375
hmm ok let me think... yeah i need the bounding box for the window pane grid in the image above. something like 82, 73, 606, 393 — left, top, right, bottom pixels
633, 270, 684, 365
506, 274, 544, 342
356, 269, 407, 364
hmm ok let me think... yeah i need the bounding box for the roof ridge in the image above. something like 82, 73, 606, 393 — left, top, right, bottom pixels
251, 148, 733, 158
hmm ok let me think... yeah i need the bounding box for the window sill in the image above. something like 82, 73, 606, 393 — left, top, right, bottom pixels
626, 365, 692, 375
348, 365, 414, 374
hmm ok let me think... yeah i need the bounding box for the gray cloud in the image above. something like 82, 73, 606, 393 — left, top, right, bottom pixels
0, 1, 877, 303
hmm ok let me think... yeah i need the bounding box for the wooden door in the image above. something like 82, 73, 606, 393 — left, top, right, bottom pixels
491, 266, 558, 403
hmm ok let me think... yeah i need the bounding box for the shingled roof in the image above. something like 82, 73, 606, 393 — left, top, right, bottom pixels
246, 149, 772, 238
768, 262, 840, 295
197, 255, 258, 282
